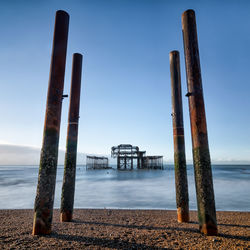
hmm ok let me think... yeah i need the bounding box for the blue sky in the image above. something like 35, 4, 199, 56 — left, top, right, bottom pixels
0, 0, 250, 164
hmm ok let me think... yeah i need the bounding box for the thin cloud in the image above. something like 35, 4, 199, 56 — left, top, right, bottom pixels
0, 144, 87, 165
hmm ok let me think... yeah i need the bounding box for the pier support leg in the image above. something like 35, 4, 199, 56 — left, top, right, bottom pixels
117, 156, 120, 170
32, 10, 69, 235
60, 53, 83, 222
182, 9, 218, 235
170, 50, 189, 223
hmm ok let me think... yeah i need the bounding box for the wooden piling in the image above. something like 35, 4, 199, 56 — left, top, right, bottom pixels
169, 50, 189, 223
32, 10, 69, 235
60, 53, 83, 222
182, 9, 218, 235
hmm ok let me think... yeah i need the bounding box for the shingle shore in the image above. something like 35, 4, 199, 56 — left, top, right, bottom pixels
0, 209, 249, 249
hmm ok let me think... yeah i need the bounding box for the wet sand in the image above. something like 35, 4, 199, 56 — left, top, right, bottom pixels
0, 209, 249, 249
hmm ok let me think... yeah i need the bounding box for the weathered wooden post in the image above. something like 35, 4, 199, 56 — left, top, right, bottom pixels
32, 10, 69, 235
182, 9, 218, 235
169, 50, 189, 223
60, 53, 83, 222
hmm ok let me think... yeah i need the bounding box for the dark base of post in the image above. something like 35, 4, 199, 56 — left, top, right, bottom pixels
194, 147, 218, 236
174, 151, 189, 224
177, 207, 189, 223
60, 211, 72, 222
32, 215, 51, 235
32, 144, 58, 235
200, 223, 218, 236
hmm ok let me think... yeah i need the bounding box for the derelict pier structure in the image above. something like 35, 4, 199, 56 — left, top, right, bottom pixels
111, 144, 163, 170
86, 156, 109, 169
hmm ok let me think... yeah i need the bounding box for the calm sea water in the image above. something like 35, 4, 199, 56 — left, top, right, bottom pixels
0, 165, 249, 211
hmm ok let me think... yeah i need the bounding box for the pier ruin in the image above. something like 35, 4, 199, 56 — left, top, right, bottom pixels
141, 156, 163, 170
86, 156, 109, 169
111, 144, 163, 170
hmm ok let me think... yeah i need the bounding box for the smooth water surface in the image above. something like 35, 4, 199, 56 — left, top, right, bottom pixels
0, 165, 249, 211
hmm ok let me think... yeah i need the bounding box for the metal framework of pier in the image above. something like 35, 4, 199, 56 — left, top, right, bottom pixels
86, 156, 109, 169
111, 144, 163, 170
142, 156, 163, 169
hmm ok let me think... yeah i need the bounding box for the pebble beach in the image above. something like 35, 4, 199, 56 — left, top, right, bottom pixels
1, 209, 249, 249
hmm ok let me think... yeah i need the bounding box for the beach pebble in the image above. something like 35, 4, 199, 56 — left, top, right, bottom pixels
212, 238, 220, 242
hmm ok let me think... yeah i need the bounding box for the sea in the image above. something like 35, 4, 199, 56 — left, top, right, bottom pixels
0, 165, 249, 211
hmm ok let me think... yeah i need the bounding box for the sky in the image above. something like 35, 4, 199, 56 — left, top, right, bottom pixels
0, 0, 250, 165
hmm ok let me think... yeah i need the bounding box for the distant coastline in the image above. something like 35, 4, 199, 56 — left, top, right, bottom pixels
1, 143, 250, 166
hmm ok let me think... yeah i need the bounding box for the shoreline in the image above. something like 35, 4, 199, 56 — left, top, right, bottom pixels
1, 207, 250, 212
1, 209, 249, 249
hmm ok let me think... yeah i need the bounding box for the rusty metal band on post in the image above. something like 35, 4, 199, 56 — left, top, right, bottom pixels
60, 53, 83, 222
32, 10, 69, 235
169, 50, 189, 223
182, 9, 218, 235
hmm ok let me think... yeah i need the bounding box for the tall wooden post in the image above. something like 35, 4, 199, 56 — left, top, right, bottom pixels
182, 9, 218, 235
169, 50, 189, 223
60, 53, 83, 222
32, 10, 69, 235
